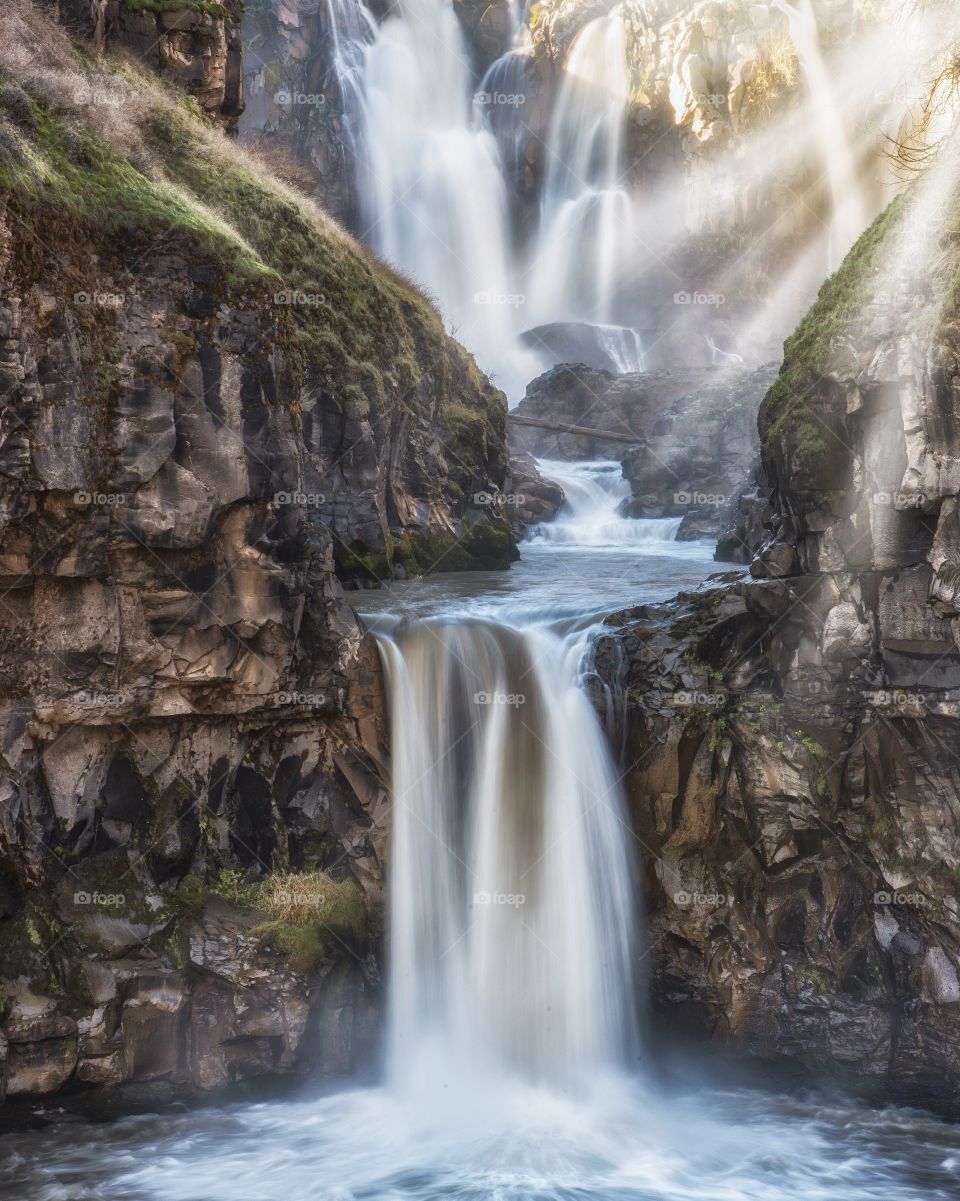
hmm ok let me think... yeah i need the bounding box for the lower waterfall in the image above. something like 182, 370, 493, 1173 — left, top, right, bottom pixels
377, 617, 640, 1088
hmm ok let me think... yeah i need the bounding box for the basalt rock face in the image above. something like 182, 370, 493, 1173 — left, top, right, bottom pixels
591, 188, 960, 1108
238, 0, 373, 227
0, 2, 515, 1104
619, 364, 776, 542
510, 363, 774, 542
50, 0, 245, 133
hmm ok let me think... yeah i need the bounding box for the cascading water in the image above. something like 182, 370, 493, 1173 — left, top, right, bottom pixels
356, 0, 543, 396
528, 459, 681, 547
353, 0, 643, 394
323, 0, 377, 152
378, 617, 640, 1088
528, 6, 634, 326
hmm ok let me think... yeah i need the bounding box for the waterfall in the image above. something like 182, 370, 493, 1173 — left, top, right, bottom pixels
528, 459, 681, 547
528, 7, 634, 326
352, 0, 642, 395
356, 0, 539, 396
378, 617, 640, 1088
774, 0, 868, 267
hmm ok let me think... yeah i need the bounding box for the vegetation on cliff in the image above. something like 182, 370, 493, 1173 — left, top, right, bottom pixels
0, 3, 515, 579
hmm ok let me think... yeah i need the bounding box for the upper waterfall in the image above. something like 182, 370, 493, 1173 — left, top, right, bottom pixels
357, 0, 539, 396
528, 6, 634, 326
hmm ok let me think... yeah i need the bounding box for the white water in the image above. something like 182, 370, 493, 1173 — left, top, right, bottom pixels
378, 618, 640, 1089
528, 7, 634, 327
596, 323, 646, 372
705, 334, 745, 367
9, 510, 960, 1200
323, 0, 377, 153
354, 0, 643, 394
528, 459, 681, 547
357, 0, 538, 396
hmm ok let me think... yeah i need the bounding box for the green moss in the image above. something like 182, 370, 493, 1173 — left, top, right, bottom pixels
761, 193, 908, 462
398, 521, 518, 576
250, 871, 370, 972
122, 0, 227, 15
0, 106, 266, 283
208, 867, 259, 908
797, 965, 830, 994
335, 541, 391, 585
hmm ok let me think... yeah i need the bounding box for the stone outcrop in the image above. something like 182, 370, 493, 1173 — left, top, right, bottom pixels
0, 0, 515, 1103
504, 450, 564, 538
590, 178, 960, 1111
50, 0, 245, 132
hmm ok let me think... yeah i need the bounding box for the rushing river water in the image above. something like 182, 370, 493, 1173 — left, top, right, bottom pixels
4, 461, 959, 1200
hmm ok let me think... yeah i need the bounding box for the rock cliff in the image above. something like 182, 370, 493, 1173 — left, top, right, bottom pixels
591, 171, 960, 1111
0, 0, 514, 1104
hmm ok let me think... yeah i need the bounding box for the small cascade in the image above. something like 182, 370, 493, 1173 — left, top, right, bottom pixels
378, 616, 640, 1088
528, 7, 634, 325
324, 0, 377, 151
528, 460, 681, 547
705, 335, 745, 367
596, 324, 646, 373
774, 0, 868, 266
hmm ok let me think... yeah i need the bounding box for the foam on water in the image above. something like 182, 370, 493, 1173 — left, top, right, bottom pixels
526, 459, 682, 547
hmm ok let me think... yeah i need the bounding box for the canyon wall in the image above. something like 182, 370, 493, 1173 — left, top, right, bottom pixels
0, 0, 514, 1104
592, 183, 960, 1112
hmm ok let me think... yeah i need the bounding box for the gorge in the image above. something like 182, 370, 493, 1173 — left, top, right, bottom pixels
2, 0, 960, 1198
